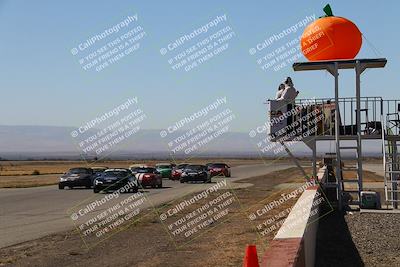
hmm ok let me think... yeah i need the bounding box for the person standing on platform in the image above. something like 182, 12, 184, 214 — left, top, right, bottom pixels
275, 83, 286, 100
278, 77, 299, 128
278, 77, 298, 100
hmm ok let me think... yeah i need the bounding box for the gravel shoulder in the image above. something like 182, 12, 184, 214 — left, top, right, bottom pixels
345, 212, 400, 267
316, 210, 400, 267
315, 175, 400, 267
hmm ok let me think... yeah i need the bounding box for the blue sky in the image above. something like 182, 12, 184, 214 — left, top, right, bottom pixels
0, 0, 398, 132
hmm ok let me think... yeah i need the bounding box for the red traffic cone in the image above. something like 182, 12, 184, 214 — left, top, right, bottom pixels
243, 244, 259, 267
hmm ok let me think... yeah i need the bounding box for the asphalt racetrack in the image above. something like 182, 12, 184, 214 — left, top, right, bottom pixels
0, 163, 296, 248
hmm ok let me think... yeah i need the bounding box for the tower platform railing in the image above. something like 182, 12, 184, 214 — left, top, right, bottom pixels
267, 96, 400, 141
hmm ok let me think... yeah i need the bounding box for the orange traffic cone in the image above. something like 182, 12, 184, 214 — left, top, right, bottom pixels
243, 244, 259, 267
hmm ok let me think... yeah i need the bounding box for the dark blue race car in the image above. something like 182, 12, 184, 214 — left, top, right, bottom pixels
93, 168, 138, 193
180, 165, 211, 183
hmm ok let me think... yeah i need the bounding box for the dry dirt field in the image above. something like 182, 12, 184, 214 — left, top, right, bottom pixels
0, 158, 382, 188
0, 159, 267, 176
0, 158, 321, 176
0, 158, 303, 188
0, 167, 308, 267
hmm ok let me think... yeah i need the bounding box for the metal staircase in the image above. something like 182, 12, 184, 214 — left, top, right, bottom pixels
383, 113, 400, 208
338, 140, 362, 206
321, 138, 362, 207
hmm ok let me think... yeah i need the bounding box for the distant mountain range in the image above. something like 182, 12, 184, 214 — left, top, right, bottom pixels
0, 125, 381, 160
0, 125, 260, 159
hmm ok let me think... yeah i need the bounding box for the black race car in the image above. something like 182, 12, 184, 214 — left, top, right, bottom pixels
58, 167, 95, 189
180, 165, 211, 183
91, 166, 108, 176
93, 168, 138, 193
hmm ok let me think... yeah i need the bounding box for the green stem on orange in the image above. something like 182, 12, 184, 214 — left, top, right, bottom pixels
323, 4, 334, 17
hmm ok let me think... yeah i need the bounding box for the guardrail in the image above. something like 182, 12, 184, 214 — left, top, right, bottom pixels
260, 166, 327, 267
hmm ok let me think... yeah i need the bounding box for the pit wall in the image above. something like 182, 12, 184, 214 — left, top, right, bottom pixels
261, 166, 327, 267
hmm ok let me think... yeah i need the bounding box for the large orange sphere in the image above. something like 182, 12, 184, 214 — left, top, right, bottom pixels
301, 16, 362, 61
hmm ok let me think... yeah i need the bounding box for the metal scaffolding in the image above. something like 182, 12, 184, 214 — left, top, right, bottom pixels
267, 58, 400, 210
295, 59, 385, 209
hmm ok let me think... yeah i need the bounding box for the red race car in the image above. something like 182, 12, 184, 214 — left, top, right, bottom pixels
133, 167, 163, 188
208, 163, 231, 177
171, 163, 189, 180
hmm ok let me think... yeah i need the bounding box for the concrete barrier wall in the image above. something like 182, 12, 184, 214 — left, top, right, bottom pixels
261, 166, 327, 267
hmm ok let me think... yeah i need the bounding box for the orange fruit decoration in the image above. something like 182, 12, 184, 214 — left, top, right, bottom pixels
301, 4, 362, 61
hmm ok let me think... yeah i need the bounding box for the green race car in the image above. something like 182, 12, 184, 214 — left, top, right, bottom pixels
155, 163, 174, 178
